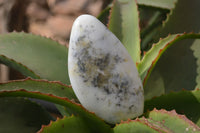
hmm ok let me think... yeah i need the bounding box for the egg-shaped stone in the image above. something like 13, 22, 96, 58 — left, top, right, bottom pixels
68, 14, 144, 124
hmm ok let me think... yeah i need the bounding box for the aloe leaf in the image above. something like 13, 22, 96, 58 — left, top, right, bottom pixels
143, 70, 165, 100
140, 11, 162, 39
145, 89, 200, 126
0, 55, 39, 79
148, 0, 200, 94
140, 9, 167, 51
114, 109, 200, 133
192, 43, 200, 89
38, 115, 90, 133
97, 6, 111, 25
0, 90, 112, 133
114, 119, 158, 133
147, 109, 200, 132
137, 0, 177, 9
138, 34, 177, 82
0, 78, 77, 100
137, 33, 200, 88
108, 0, 140, 63
0, 78, 78, 116
158, 0, 200, 35
0, 97, 53, 133
0, 32, 69, 84
138, 117, 171, 132
103, 0, 177, 10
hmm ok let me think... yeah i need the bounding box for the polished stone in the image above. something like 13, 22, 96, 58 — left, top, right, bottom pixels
68, 14, 144, 124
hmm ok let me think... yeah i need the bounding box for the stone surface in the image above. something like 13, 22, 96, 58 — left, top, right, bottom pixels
68, 15, 144, 124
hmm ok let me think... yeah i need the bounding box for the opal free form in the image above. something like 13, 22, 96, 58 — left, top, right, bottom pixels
68, 14, 144, 124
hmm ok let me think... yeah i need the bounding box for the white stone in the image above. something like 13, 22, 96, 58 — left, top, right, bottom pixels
68, 14, 144, 124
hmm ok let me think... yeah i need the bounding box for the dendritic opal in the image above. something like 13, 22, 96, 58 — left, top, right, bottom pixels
68, 14, 144, 124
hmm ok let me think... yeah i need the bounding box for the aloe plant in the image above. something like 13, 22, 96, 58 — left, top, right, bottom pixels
0, 0, 200, 132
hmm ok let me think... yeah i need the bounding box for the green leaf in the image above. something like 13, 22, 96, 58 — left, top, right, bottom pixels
192, 42, 200, 89
145, 89, 200, 126
137, 33, 200, 93
0, 78, 77, 100
0, 78, 77, 116
148, 0, 200, 94
147, 109, 200, 132
140, 9, 167, 51
138, 34, 177, 82
0, 97, 53, 133
38, 116, 90, 133
114, 119, 158, 133
97, 6, 111, 25
137, 0, 177, 9
0, 32, 69, 84
143, 70, 165, 100
0, 90, 112, 133
108, 0, 140, 63
114, 109, 200, 133
138, 117, 173, 132
158, 0, 200, 35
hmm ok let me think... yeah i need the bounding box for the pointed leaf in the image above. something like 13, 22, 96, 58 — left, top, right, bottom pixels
140, 10, 167, 51
0, 78, 77, 116
114, 109, 200, 133
0, 32, 69, 84
147, 109, 200, 132
38, 116, 90, 133
0, 90, 112, 133
0, 97, 53, 133
158, 0, 200, 35
137, 33, 200, 87
143, 70, 165, 100
145, 89, 200, 126
97, 6, 111, 25
114, 119, 158, 133
0, 78, 77, 100
137, 0, 177, 9
148, 0, 200, 94
138, 117, 172, 132
108, 0, 140, 63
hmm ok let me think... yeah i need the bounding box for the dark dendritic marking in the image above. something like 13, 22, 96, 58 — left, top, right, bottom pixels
94, 53, 110, 70
77, 35, 86, 42
82, 25, 96, 36
77, 58, 86, 73
76, 47, 91, 73
110, 74, 140, 108
72, 30, 141, 108
74, 47, 142, 110
91, 73, 112, 95
91, 73, 106, 87
112, 74, 130, 95
71, 22, 144, 113
103, 86, 111, 95
114, 55, 125, 63
77, 24, 96, 41
75, 46, 133, 99
129, 105, 134, 110
116, 103, 121, 106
